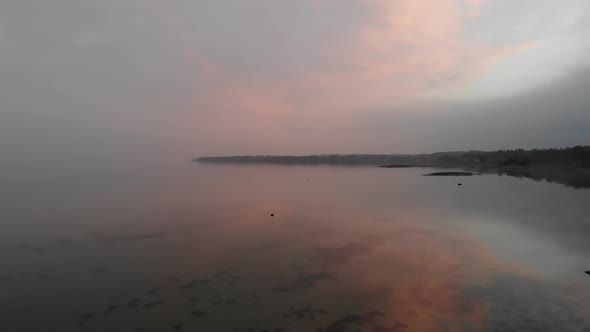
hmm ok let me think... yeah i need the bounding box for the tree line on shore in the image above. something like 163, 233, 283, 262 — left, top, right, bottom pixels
195, 146, 590, 168
437, 146, 590, 168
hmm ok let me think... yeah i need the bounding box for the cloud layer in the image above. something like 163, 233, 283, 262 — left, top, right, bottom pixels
1, 0, 589, 164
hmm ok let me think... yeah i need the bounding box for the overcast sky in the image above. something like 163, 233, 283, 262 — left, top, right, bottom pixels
1, 0, 589, 171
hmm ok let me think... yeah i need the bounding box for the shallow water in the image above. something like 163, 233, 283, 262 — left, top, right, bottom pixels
1, 163, 590, 331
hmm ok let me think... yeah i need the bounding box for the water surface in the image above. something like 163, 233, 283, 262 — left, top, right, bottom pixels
1, 163, 590, 331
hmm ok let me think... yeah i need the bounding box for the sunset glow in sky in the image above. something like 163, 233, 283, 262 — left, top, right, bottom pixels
1, 0, 589, 163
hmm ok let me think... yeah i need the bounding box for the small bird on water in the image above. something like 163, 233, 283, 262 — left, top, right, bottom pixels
270, 213, 274, 217
585, 271, 590, 276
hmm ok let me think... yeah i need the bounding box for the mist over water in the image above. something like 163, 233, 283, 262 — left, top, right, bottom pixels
1, 162, 589, 331
2, 1, 590, 330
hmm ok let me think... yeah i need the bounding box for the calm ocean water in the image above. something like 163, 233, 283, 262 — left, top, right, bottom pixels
1, 162, 590, 331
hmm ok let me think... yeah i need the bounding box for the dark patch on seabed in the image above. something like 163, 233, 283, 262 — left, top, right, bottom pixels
312, 242, 373, 265
227, 309, 400, 332
467, 274, 590, 331
318, 310, 407, 332
281, 306, 328, 320
94, 231, 167, 243
272, 272, 335, 292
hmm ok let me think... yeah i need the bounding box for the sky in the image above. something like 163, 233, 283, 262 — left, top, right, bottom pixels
1, 0, 589, 172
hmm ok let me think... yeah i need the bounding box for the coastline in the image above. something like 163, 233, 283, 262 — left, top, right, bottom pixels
194, 147, 590, 188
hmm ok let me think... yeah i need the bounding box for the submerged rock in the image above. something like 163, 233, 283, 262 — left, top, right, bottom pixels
127, 298, 142, 308
80, 313, 94, 319
172, 323, 184, 330
192, 310, 207, 317
272, 272, 335, 292
144, 300, 164, 308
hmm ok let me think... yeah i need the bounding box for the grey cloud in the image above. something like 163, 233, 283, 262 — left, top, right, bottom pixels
0, 0, 589, 180
365, 66, 590, 153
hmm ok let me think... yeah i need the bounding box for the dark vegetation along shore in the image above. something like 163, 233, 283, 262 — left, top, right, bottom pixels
195, 146, 590, 188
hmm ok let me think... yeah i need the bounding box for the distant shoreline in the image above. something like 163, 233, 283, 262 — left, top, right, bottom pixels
195, 146, 589, 168
194, 147, 590, 188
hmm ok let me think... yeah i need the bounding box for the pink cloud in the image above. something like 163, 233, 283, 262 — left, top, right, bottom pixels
164, 0, 537, 154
